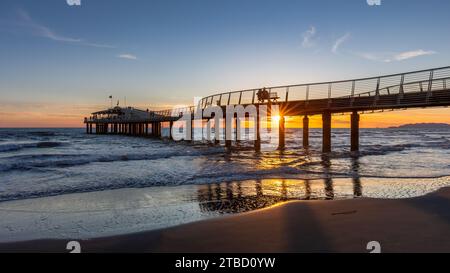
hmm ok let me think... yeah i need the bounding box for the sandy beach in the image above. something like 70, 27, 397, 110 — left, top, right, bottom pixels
1, 186, 450, 253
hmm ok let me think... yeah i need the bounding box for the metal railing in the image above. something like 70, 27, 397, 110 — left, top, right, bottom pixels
197, 66, 450, 108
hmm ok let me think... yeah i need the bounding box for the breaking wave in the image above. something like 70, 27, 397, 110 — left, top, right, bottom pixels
0, 142, 64, 153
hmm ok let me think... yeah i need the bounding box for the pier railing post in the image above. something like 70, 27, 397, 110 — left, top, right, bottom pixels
351, 111, 360, 152
322, 112, 332, 153
303, 115, 309, 148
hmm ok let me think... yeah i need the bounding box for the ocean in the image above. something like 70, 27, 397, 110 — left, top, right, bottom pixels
1, 127, 450, 242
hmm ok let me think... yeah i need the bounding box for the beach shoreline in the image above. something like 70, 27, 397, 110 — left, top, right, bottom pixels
1, 186, 450, 253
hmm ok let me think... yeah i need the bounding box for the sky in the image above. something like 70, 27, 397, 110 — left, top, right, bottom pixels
0, 0, 449, 127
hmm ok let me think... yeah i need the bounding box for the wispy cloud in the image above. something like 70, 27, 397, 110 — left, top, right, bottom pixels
332, 33, 351, 54
357, 49, 436, 62
302, 26, 316, 48
118, 54, 138, 60
12, 9, 115, 48
393, 49, 436, 61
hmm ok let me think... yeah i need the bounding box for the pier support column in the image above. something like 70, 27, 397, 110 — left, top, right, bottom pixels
190, 119, 194, 142
145, 123, 149, 136
322, 112, 332, 153
235, 117, 240, 143
225, 119, 232, 149
89, 124, 92, 134
351, 111, 360, 152
254, 108, 261, 151
303, 115, 309, 148
169, 121, 173, 140
86, 123, 89, 134
278, 115, 286, 149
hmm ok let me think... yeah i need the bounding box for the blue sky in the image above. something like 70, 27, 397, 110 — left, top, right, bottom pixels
0, 0, 449, 126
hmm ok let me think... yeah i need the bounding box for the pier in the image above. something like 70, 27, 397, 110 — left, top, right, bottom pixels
84, 66, 450, 152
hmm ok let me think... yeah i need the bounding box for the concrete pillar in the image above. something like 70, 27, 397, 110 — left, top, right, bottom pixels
351, 111, 360, 152
169, 121, 173, 140
145, 123, 149, 135
279, 116, 285, 149
254, 107, 261, 151
206, 119, 211, 143
235, 117, 240, 143
226, 118, 232, 148
322, 112, 332, 153
303, 115, 309, 148
190, 119, 194, 142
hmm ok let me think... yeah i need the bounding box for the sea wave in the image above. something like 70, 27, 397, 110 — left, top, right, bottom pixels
0, 148, 226, 172
0, 142, 64, 153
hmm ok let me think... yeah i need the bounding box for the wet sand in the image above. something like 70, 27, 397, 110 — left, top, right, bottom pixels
1, 187, 450, 253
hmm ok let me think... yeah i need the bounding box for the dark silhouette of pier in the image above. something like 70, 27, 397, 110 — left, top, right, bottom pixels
84, 66, 450, 152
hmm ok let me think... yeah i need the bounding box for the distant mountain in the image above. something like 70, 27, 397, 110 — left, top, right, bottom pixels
389, 123, 450, 129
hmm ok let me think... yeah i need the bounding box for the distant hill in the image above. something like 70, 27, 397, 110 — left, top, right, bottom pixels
389, 123, 450, 129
